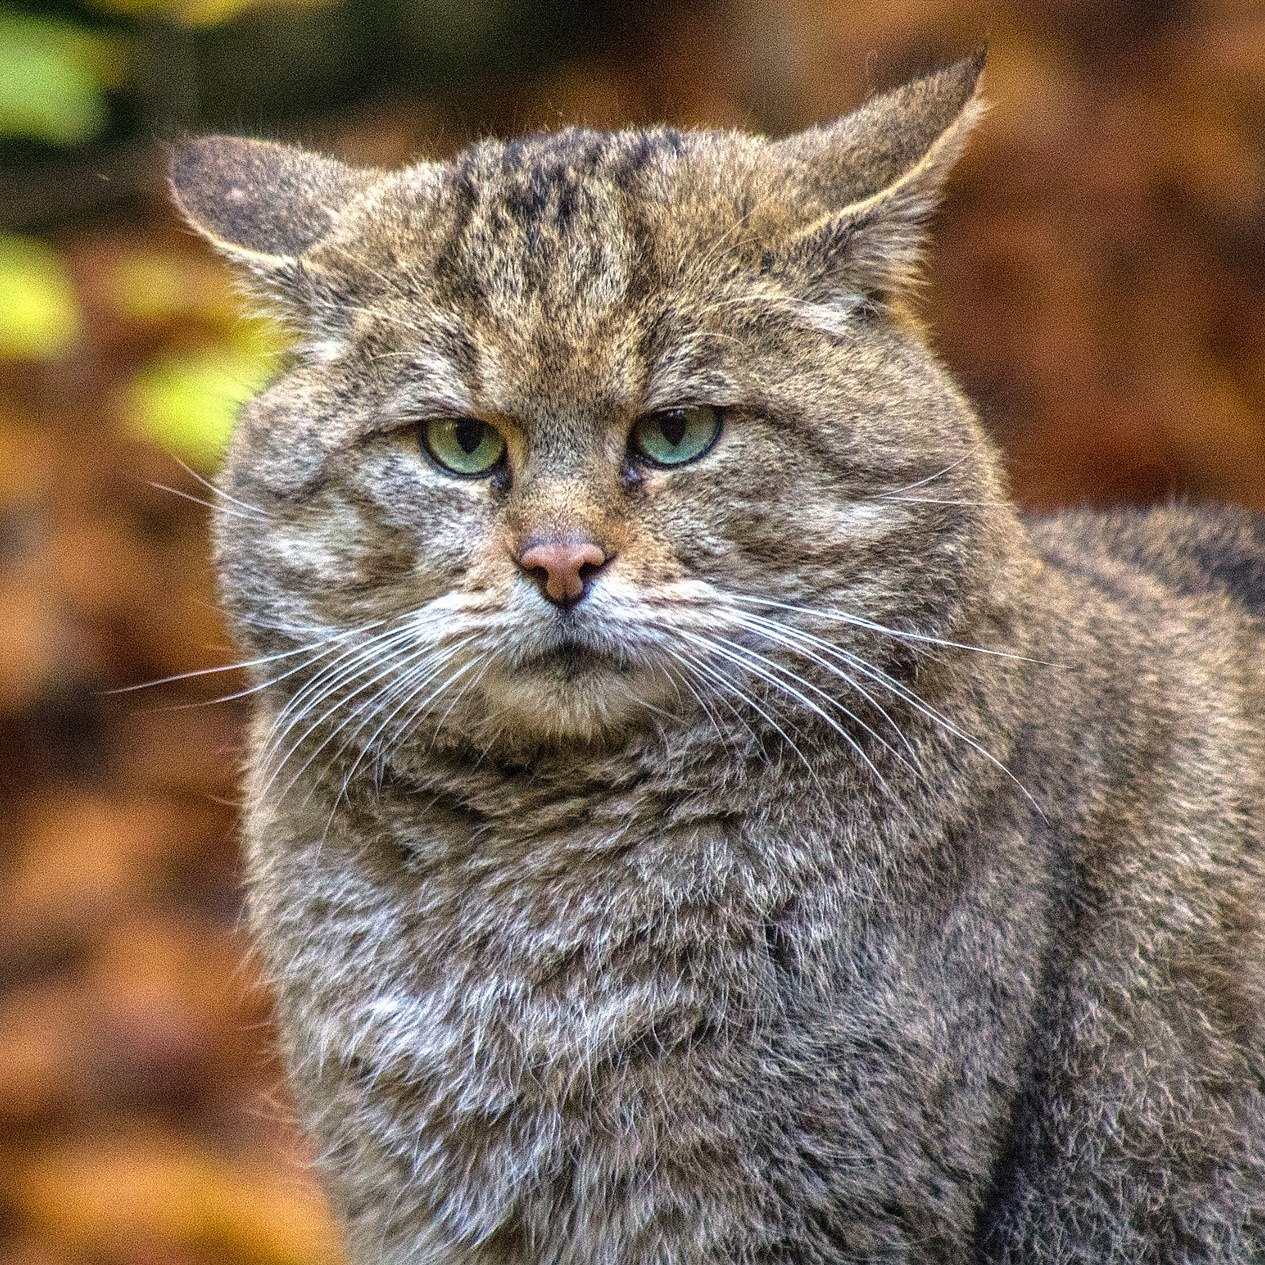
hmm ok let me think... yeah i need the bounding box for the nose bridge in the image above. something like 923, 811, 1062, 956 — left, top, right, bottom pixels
517, 480, 603, 544
513, 439, 617, 544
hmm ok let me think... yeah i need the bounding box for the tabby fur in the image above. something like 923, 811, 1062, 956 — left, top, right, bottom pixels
171, 52, 1265, 1263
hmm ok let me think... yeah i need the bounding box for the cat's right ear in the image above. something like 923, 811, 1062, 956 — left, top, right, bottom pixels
169, 136, 374, 282
762, 50, 987, 306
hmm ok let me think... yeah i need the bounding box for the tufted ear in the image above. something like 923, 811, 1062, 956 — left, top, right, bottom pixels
169, 136, 376, 278
766, 49, 987, 306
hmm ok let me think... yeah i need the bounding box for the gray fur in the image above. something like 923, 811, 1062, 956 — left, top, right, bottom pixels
172, 53, 1265, 1264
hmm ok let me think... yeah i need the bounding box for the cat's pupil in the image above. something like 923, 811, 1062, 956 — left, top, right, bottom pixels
455, 419, 484, 454
660, 411, 688, 447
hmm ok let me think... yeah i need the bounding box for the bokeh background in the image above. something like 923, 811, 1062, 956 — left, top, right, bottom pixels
3, 1, 1265, 1261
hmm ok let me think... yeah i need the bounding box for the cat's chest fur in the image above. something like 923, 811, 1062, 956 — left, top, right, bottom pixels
246, 729, 1038, 1264
254, 770, 783, 1259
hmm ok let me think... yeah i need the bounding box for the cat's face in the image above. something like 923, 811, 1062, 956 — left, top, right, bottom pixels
180, 54, 1009, 755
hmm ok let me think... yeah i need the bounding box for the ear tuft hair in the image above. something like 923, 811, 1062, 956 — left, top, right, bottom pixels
169, 136, 374, 268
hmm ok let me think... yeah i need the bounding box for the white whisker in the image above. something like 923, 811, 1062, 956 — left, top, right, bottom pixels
319, 642, 485, 832
874, 456, 971, 498
728, 592, 1051, 665
874, 496, 1007, 509
106, 622, 382, 695
167, 455, 276, 521
678, 629, 898, 804
721, 603, 1041, 813
272, 642, 463, 809
660, 648, 759, 759
149, 481, 264, 521
662, 644, 819, 786
260, 621, 436, 791
729, 611, 922, 767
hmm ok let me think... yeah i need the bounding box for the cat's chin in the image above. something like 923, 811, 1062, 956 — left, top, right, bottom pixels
475, 647, 674, 746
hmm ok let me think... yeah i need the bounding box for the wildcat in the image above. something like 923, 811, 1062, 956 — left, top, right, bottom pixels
170, 52, 1265, 1263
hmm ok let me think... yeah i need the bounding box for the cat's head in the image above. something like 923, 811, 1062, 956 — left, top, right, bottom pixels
173, 52, 1014, 758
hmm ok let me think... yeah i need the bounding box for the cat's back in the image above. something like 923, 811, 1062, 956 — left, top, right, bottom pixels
979, 505, 1265, 1262
1026, 502, 1265, 621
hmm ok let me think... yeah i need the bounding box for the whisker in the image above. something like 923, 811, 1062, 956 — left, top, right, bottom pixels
678, 630, 898, 803
729, 611, 922, 767
720, 628, 914, 778
657, 655, 726, 747
730, 608, 1042, 815
676, 637, 849, 786
273, 641, 470, 810
728, 592, 1052, 665
835, 646, 1043, 816
662, 645, 820, 786
262, 624, 412, 745
319, 643, 484, 830
260, 621, 435, 784
339, 640, 477, 787
167, 455, 276, 521
427, 651, 494, 747
148, 481, 262, 522
104, 623, 382, 695
134, 658, 344, 712
873, 496, 1008, 509
874, 456, 971, 498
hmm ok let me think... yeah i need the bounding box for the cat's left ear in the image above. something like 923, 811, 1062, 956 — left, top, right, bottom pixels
766, 49, 987, 305
169, 136, 377, 281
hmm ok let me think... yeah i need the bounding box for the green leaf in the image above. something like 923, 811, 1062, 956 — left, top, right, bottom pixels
0, 11, 127, 145
0, 232, 80, 359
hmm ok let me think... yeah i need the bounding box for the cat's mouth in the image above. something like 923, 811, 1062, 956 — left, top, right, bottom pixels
518, 637, 632, 679
512, 622, 636, 679
477, 610, 666, 740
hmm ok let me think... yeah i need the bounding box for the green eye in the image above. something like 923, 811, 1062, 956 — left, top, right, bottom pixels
630, 405, 721, 468
420, 417, 507, 476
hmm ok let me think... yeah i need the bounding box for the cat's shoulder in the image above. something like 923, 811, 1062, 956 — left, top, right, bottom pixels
1025, 502, 1265, 618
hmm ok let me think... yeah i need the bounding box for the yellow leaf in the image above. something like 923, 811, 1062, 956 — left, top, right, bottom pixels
125, 344, 280, 469
107, 249, 239, 325
0, 233, 80, 360
17, 1132, 344, 1265
88, 0, 334, 28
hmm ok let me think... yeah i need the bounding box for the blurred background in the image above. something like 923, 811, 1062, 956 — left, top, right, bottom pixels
2, 1, 1265, 1261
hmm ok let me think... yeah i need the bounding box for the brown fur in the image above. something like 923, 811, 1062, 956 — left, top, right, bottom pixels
172, 53, 1265, 1263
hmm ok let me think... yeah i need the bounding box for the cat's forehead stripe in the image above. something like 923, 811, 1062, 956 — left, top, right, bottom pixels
453, 126, 687, 189
434, 129, 694, 305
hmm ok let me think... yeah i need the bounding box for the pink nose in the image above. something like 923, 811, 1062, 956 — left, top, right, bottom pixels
517, 538, 609, 608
